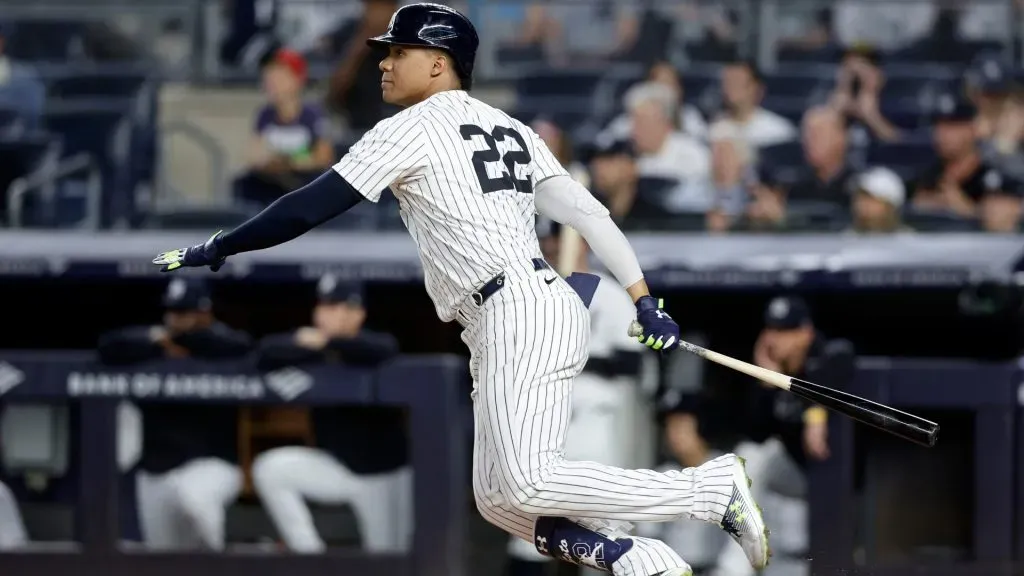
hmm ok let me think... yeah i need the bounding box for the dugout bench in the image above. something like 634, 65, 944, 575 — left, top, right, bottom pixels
0, 352, 469, 576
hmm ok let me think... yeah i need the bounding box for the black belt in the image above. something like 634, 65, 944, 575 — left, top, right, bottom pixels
471, 258, 552, 306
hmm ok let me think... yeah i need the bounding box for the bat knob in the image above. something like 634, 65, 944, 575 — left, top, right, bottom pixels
627, 320, 643, 338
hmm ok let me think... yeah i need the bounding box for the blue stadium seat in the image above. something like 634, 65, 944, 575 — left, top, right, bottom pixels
515, 70, 604, 98
866, 141, 933, 179
2, 21, 85, 61
902, 208, 981, 232
787, 200, 850, 232
0, 134, 56, 225
760, 142, 805, 172
763, 72, 831, 99
42, 102, 132, 226
47, 70, 150, 100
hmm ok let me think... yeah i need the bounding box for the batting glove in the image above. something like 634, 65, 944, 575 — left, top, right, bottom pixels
634, 296, 680, 351
152, 231, 227, 272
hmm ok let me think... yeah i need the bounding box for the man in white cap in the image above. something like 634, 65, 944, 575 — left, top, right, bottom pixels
848, 166, 912, 234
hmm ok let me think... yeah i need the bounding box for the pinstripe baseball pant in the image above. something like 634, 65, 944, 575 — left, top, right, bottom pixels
457, 265, 736, 576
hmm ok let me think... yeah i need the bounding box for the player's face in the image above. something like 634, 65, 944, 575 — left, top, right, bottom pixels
379, 45, 437, 106
314, 302, 366, 337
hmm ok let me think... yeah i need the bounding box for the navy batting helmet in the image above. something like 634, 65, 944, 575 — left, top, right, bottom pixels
367, 3, 479, 89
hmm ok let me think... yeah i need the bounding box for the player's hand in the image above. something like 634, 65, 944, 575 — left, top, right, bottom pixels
633, 296, 680, 351
152, 231, 227, 272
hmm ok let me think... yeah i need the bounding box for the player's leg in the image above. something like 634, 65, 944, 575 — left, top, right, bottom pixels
167, 457, 242, 549
135, 468, 188, 549
476, 289, 767, 570
350, 466, 414, 552
468, 291, 693, 576
0, 480, 27, 549
253, 446, 360, 552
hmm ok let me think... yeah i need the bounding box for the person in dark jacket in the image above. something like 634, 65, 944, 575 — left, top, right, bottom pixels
710, 295, 855, 576
97, 278, 252, 550
251, 275, 406, 553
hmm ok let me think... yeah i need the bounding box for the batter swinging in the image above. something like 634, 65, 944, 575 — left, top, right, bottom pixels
152, 5, 770, 575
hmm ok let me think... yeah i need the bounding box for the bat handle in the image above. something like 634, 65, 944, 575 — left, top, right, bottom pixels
627, 320, 643, 338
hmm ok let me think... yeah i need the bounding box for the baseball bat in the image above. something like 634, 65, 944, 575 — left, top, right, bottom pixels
628, 321, 939, 447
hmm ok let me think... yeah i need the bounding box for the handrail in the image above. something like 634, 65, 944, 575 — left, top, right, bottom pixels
155, 120, 228, 207
8, 152, 102, 229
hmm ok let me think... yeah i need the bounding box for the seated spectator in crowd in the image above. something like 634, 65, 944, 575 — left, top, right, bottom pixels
0, 25, 44, 131
601, 62, 709, 143
626, 82, 710, 202
234, 49, 334, 208
253, 276, 407, 553
965, 53, 1013, 141
847, 167, 913, 234
709, 60, 796, 149
741, 165, 788, 231
588, 138, 664, 229
509, 1, 640, 67
97, 278, 252, 550
531, 117, 590, 185
325, 0, 400, 133
977, 169, 1023, 233
704, 122, 757, 232
911, 92, 989, 217
788, 106, 856, 208
828, 45, 901, 142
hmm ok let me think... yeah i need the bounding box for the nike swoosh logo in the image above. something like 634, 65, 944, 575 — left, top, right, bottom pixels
544, 276, 557, 285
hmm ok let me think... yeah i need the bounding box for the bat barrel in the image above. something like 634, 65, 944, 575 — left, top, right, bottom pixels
789, 378, 939, 447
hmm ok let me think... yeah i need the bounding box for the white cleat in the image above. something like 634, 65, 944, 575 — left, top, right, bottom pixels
717, 455, 771, 570
658, 569, 694, 576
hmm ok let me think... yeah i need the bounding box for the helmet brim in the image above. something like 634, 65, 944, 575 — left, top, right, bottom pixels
366, 34, 436, 50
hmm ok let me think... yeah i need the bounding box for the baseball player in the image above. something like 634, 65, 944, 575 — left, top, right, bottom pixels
152, 5, 770, 575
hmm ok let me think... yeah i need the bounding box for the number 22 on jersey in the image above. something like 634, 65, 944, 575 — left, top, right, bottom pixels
460, 124, 534, 194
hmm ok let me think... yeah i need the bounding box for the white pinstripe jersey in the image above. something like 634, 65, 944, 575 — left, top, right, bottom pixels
333, 90, 570, 322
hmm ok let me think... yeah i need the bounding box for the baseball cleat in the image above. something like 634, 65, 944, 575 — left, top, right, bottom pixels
718, 455, 771, 570
658, 569, 693, 576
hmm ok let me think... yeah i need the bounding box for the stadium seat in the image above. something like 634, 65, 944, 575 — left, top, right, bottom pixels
866, 141, 932, 180
902, 208, 981, 232
47, 70, 150, 100
786, 201, 850, 232
760, 142, 806, 172
515, 69, 604, 98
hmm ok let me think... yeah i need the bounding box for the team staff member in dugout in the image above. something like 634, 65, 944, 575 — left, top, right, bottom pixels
252, 275, 407, 553
709, 296, 855, 576
97, 278, 252, 550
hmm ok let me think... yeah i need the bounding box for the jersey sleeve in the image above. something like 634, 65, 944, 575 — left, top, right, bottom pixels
332, 114, 427, 203
523, 124, 570, 187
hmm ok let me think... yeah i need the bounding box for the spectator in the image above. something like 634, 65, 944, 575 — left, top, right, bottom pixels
704, 122, 756, 232
531, 117, 589, 185
710, 60, 796, 149
588, 138, 663, 229
602, 62, 709, 143
325, 0, 400, 132
253, 276, 406, 553
911, 92, 987, 217
829, 45, 901, 142
626, 82, 710, 200
740, 164, 788, 231
847, 167, 913, 234
0, 25, 44, 131
787, 106, 856, 207
977, 168, 1023, 233
97, 278, 252, 550
710, 296, 855, 576
234, 49, 334, 208
965, 54, 1013, 141
512, 1, 640, 67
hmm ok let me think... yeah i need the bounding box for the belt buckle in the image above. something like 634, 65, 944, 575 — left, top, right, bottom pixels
472, 291, 484, 306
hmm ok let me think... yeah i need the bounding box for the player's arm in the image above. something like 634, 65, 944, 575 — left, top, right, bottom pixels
153, 117, 426, 272
534, 176, 679, 351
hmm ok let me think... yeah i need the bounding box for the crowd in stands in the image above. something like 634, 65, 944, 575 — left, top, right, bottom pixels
2, 0, 1024, 233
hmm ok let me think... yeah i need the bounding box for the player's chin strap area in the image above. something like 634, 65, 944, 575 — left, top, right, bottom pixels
533, 516, 633, 573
